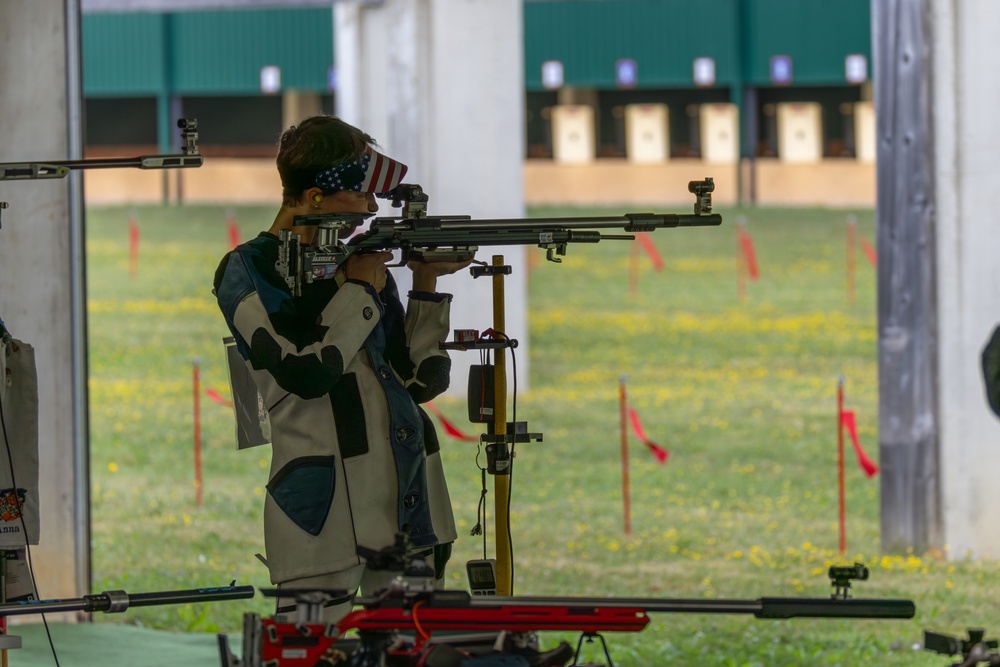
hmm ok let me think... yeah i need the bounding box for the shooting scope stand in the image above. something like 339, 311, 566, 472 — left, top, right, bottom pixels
428, 179, 717, 597
383, 184, 537, 598
440, 255, 541, 597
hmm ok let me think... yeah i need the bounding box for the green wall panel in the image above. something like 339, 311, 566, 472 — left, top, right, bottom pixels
83, 2, 871, 97
171, 9, 333, 94
83, 8, 333, 97
524, 0, 740, 90
82, 13, 166, 95
743, 0, 871, 85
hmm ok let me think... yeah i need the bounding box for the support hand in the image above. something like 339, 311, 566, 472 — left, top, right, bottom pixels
408, 255, 477, 293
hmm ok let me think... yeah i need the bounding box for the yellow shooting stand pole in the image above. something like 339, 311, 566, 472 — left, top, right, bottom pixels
458, 254, 537, 594
490, 255, 513, 596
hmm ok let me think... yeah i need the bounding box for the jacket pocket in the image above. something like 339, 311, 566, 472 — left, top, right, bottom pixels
266, 456, 336, 536
329, 373, 369, 459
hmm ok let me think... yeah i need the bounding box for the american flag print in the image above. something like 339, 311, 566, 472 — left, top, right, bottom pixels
314, 147, 408, 195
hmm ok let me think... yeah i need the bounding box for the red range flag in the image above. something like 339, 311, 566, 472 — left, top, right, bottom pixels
860, 238, 877, 266
635, 233, 665, 272
128, 213, 140, 277
627, 407, 669, 464
739, 228, 760, 280
840, 409, 878, 477
426, 402, 479, 442
206, 387, 234, 408
227, 212, 241, 250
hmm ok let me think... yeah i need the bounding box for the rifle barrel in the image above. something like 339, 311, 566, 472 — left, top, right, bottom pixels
373, 214, 722, 230
465, 595, 914, 619
0, 585, 255, 617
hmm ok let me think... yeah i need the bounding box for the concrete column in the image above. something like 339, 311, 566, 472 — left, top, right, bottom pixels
932, 0, 1000, 558
282, 91, 324, 128
0, 0, 88, 606
335, 0, 527, 394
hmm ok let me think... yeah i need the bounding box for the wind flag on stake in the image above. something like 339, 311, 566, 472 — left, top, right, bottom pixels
193, 358, 203, 507
635, 233, 665, 272
226, 208, 241, 250
206, 387, 234, 408
627, 407, 670, 463
861, 237, 877, 267
735, 216, 757, 300
619, 377, 671, 536
628, 241, 640, 296
846, 214, 857, 305
840, 410, 878, 477
739, 225, 759, 280
619, 376, 631, 536
836, 377, 877, 554
425, 402, 478, 442
128, 209, 139, 278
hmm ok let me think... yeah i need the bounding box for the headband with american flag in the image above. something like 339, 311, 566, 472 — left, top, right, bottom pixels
314, 146, 408, 198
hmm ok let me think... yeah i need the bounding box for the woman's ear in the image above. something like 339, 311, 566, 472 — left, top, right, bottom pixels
301, 187, 325, 208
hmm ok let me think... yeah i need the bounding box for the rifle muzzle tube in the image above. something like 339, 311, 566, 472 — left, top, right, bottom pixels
754, 597, 915, 619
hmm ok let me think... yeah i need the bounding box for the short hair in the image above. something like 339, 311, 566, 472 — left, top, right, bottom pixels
276, 116, 376, 206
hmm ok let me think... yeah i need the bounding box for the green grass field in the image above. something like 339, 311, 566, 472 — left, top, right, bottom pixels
84, 202, 997, 666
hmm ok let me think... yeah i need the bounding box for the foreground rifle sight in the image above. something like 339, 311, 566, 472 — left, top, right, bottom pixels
277, 178, 722, 295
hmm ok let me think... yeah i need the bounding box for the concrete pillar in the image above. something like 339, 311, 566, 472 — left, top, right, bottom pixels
931, 0, 1000, 558
282, 91, 324, 129
0, 0, 89, 607
335, 0, 527, 394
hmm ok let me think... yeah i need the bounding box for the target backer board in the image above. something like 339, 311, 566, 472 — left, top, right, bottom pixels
624, 103, 669, 163
777, 102, 823, 163
551, 105, 596, 164
700, 103, 739, 164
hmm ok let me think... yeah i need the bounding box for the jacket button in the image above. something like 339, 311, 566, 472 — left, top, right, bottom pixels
404, 493, 419, 509
396, 427, 414, 441
380, 368, 391, 380
401, 523, 412, 534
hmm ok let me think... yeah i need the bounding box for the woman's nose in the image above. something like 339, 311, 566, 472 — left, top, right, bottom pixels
367, 193, 378, 212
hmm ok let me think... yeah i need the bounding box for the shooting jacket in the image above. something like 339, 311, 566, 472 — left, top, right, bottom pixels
214, 232, 457, 583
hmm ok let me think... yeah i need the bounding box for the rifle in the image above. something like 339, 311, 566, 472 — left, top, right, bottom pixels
276, 178, 722, 295
218, 542, 915, 667
0, 118, 203, 181
221, 580, 914, 667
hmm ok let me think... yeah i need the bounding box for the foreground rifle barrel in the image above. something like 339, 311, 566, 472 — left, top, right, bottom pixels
470, 595, 914, 619
0, 584, 255, 617
354, 593, 914, 621
399, 213, 724, 229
